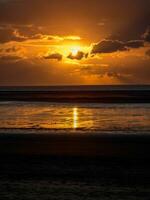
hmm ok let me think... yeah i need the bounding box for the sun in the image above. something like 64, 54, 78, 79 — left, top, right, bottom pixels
58, 44, 82, 57
58, 43, 89, 59
70, 46, 81, 56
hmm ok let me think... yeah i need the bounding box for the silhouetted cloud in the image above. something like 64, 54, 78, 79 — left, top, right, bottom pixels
91, 38, 146, 54
125, 40, 144, 48
80, 56, 150, 84
44, 53, 63, 61
0, 24, 82, 44
0, 26, 27, 43
91, 40, 127, 54
67, 51, 86, 60
0, 25, 48, 43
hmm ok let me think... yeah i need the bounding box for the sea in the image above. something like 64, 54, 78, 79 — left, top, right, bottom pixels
0, 85, 150, 135
0, 101, 150, 135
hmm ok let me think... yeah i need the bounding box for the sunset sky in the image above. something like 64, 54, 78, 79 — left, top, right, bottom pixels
0, 0, 150, 85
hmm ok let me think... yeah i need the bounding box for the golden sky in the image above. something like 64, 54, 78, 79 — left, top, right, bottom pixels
0, 0, 150, 85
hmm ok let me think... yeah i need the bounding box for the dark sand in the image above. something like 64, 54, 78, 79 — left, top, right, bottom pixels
0, 133, 150, 158
0, 155, 150, 200
0, 133, 150, 199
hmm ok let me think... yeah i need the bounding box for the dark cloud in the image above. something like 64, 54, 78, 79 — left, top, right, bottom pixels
0, 26, 27, 43
91, 40, 127, 54
13, 25, 42, 38
0, 0, 149, 42
107, 72, 123, 79
143, 27, 150, 42
108, 1, 150, 42
125, 40, 144, 48
0, 55, 23, 62
81, 56, 150, 84
93, 25, 150, 55
81, 65, 131, 82
67, 51, 86, 60
44, 53, 63, 61
91, 38, 146, 55
0, 0, 149, 45
0, 24, 80, 43
0, 25, 46, 43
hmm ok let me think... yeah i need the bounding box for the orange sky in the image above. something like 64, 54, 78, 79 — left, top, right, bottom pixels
0, 0, 150, 85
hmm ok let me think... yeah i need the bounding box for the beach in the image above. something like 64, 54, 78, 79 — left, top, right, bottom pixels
0, 86, 150, 199
0, 133, 150, 158
0, 154, 150, 199
0, 0, 150, 198
0, 131, 150, 200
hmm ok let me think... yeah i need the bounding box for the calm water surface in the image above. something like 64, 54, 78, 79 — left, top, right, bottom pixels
0, 102, 150, 134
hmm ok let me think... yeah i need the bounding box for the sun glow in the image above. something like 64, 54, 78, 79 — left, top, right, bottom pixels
73, 107, 78, 129
70, 46, 81, 56
59, 44, 83, 57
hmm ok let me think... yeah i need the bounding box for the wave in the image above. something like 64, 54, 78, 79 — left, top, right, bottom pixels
0, 127, 150, 136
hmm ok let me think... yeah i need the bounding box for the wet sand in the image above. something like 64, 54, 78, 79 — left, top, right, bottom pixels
0, 133, 150, 158
0, 155, 150, 200
0, 133, 150, 199
1, 155, 150, 200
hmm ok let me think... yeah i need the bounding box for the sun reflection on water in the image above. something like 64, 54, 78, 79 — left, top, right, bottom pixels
0, 102, 150, 132
73, 107, 78, 129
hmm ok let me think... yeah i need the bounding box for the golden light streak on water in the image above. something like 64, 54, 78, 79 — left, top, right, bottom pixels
73, 107, 78, 129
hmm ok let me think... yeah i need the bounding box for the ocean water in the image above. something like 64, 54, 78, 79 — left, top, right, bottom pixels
0, 101, 150, 134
